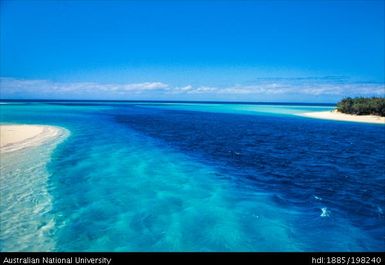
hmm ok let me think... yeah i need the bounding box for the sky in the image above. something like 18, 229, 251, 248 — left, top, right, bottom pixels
0, 0, 384, 102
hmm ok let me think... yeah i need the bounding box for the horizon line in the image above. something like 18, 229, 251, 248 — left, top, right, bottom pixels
0, 99, 337, 105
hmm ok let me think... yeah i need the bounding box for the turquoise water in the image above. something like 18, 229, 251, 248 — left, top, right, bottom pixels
0, 101, 384, 251
0, 127, 68, 251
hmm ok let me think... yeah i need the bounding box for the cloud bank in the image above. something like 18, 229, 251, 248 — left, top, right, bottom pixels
1, 77, 384, 102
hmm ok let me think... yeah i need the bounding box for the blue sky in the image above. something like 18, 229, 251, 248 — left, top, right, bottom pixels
0, 0, 384, 102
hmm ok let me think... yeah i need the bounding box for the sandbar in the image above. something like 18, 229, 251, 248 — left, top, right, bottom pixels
0, 125, 64, 153
298, 110, 385, 124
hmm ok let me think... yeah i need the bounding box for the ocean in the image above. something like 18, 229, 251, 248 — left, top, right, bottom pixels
0, 101, 384, 251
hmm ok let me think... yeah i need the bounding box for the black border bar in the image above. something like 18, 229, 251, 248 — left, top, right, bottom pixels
1, 252, 384, 265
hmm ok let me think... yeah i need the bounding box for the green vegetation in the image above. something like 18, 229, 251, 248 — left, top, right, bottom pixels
337, 97, 385, 117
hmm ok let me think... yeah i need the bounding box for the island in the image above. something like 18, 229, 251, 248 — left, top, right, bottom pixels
299, 97, 385, 124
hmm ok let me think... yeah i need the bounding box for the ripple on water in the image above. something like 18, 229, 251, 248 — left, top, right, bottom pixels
0, 129, 68, 251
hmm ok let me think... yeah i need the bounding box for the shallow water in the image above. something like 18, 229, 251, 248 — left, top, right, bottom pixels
0, 102, 384, 251
0, 129, 68, 251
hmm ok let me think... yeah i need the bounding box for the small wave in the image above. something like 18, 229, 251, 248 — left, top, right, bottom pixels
377, 206, 383, 217
320, 207, 330, 217
313, 195, 322, 201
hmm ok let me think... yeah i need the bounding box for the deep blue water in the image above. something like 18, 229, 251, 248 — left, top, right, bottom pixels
0, 102, 384, 251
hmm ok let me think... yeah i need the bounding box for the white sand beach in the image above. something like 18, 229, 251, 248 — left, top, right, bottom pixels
0, 124, 69, 251
299, 110, 385, 124
0, 125, 64, 153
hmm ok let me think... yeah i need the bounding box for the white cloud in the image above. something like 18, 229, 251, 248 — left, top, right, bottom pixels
0, 77, 384, 99
169, 82, 385, 96
0, 77, 169, 97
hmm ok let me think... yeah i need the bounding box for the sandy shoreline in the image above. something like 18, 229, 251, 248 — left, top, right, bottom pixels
0, 125, 65, 153
298, 110, 385, 124
0, 124, 69, 251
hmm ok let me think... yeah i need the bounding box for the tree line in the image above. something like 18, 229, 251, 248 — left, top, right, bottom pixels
337, 97, 385, 117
